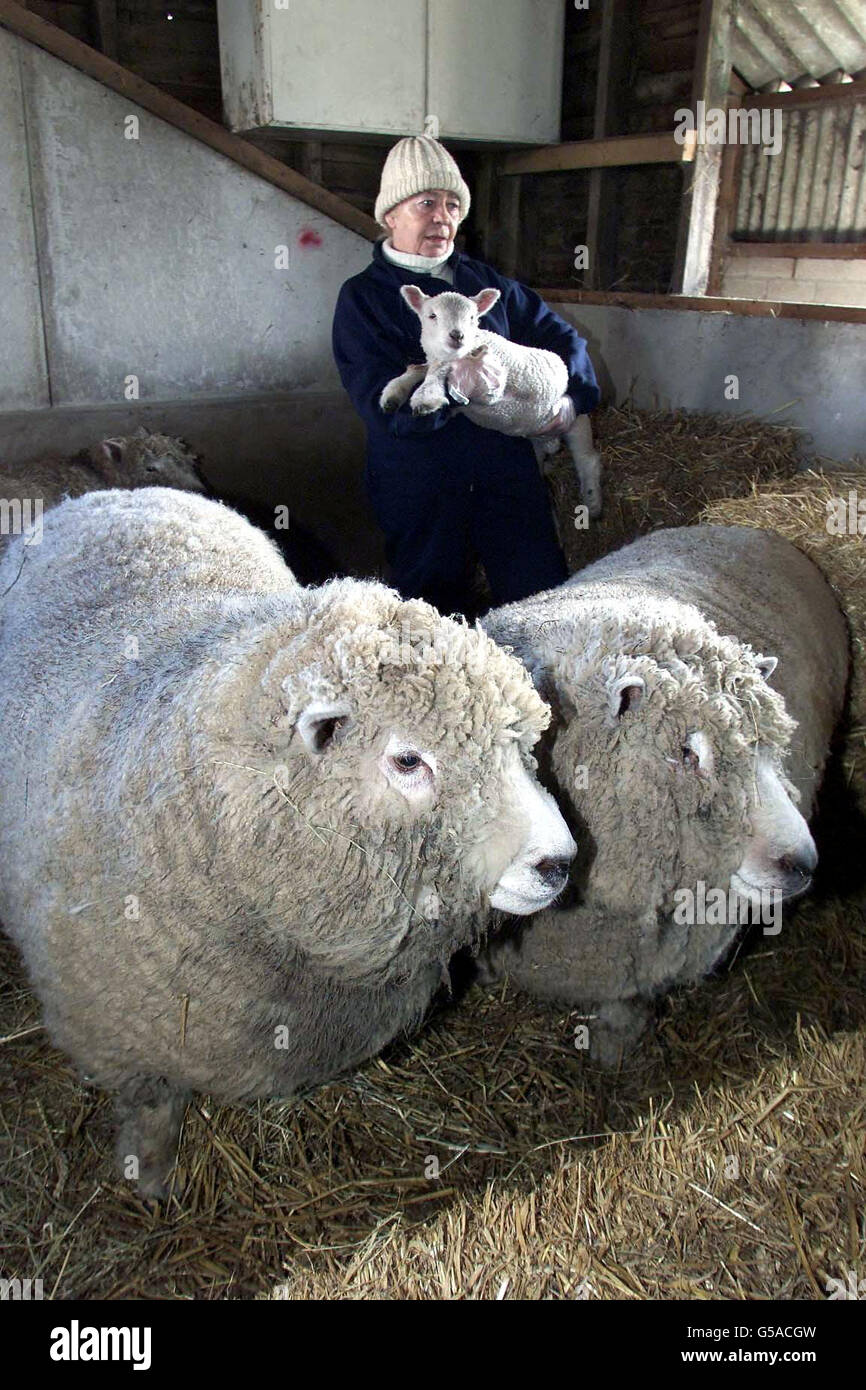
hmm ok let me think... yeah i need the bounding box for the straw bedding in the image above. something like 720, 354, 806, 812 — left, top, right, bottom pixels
1, 406, 863, 1300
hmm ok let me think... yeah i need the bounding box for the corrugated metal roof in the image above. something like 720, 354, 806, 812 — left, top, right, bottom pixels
733, 0, 866, 90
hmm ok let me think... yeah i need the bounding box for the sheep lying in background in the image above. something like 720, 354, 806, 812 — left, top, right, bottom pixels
379, 286, 603, 519
0, 487, 574, 1195
480, 525, 849, 1062
0, 429, 206, 551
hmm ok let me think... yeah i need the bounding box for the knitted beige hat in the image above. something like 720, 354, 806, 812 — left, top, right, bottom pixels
374, 135, 471, 227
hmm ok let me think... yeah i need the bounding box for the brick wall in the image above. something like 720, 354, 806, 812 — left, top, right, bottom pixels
721, 255, 866, 308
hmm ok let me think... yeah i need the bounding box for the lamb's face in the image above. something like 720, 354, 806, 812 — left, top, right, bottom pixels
401, 285, 501, 362
95, 434, 207, 494
547, 640, 814, 933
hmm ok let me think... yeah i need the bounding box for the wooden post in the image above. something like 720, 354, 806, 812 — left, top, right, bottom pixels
497, 167, 521, 279
92, 0, 117, 60
671, 0, 736, 295
300, 141, 323, 185
474, 154, 495, 263
585, 0, 633, 290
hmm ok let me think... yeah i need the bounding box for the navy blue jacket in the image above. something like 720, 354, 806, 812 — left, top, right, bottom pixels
332, 239, 600, 473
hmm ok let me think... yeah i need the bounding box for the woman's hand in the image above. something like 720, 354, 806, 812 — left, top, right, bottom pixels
446, 351, 508, 405
534, 395, 577, 436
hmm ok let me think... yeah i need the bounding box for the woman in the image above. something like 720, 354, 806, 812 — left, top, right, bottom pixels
332, 134, 599, 617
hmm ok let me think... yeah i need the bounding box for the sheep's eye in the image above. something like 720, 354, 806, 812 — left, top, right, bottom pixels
428, 312, 437, 321
390, 752, 424, 774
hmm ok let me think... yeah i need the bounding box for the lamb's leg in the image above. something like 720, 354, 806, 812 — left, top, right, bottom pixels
379, 364, 428, 414
114, 1076, 189, 1200
562, 414, 603, 520
590, 1000, 652, 1066
410, 361, 452, 414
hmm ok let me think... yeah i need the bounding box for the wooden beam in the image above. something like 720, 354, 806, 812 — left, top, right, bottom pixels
585, 0, 634, 290
532, 286, 866, 325
727, 240, 866, 258
501, 131, 696, 176
747, 79, 866, 110
299, 140, 323, 185
0, 0, 379, 242
92, 0, 117, 60
671, 0, 736, 295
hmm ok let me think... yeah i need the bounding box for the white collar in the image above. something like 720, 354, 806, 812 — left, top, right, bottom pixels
381, 238, 453, 274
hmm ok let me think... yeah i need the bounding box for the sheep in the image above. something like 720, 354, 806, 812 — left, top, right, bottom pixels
379, 286, 603, 519
478, 524, 849, 1063
0, 429, 206, 553
0, 486, 575, 1196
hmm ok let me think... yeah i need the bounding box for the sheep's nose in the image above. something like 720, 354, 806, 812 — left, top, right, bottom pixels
449, 330, 464, 344
533, 856, 571, 892
779, 843, 818, 880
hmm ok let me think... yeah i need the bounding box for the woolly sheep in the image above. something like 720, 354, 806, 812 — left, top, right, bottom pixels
0, 487, 575, 1195
479, 524, 849, 1062
379, 286, 603, 518
0, 429, 206, 554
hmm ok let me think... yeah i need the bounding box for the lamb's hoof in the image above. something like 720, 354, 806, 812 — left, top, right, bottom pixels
412, 399, 445, 415
584, 492, 603, 521
380, 400, 398, 414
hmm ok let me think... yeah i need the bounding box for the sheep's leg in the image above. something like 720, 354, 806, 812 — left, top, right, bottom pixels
379, 364, 428, 414
410, 361, 451, 415
114, 1076, 189, 1200
590, 1000, 653, 1066
562, 414, 603, 520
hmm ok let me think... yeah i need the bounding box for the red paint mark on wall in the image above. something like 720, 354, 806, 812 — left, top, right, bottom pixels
298, 228, 323, 248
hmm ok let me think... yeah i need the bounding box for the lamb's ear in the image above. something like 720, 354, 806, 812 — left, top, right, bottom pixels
400, 284, 427, 316
473, 287, 501, 317
297, 701, 353, 754
756, 654, 778, 681
609, 674, 645, 719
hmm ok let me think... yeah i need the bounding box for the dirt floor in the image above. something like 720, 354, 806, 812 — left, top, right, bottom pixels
1, 405, 863, 1299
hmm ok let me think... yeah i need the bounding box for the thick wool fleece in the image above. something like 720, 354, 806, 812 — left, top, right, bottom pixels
481, 525, 848, 1052
0, 431, 204, 525
0, 489, 548, 1164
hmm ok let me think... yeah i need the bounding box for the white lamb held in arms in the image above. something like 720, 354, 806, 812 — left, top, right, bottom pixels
0, 487, 575, 1196
480, 524, 849, 1063
379, 286, 603, 519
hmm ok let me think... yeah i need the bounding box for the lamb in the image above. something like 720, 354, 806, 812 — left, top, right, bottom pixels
0, 487, 575, 1195
379, 286, 603, 518
0, 429, 206, 552
479, 524, 849, 1062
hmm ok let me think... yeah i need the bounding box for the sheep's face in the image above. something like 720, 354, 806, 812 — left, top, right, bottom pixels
542, 630, 813, 938
401, 286, 501, 362
216, 585, 575, 977
95, 432, 207, 494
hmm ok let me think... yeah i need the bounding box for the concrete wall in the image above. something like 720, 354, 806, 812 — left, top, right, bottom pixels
0, 31, 371, 410
551, 300, 866, 463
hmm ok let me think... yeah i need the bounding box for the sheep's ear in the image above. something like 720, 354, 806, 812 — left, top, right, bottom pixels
400, 284, 427, 315
756, 654, 778, 681
297, 701, 352, 755
100, 438, 125, 466
609, 674, 645, 719
473, 287, 501, 317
